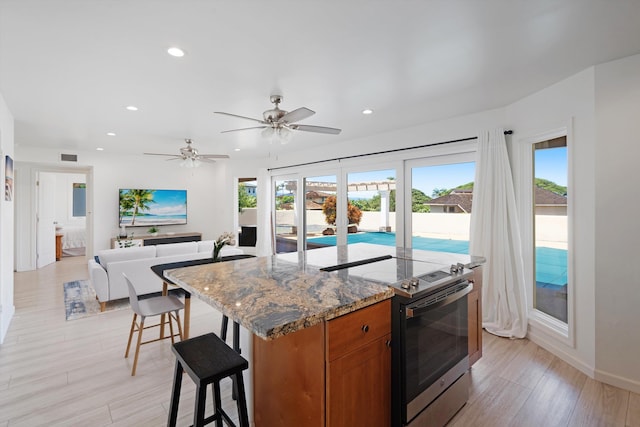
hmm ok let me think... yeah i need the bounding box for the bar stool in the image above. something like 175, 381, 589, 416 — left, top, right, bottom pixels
168, 333, 249, 427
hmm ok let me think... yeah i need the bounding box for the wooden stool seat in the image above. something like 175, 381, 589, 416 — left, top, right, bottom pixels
168, 333, 249, 427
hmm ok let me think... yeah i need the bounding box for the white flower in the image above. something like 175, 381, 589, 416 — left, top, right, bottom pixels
214, 232, 236, 248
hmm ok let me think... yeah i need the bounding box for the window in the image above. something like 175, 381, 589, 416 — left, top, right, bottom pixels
406, 155, 475, 253
532, 137, 568, 323
72, 183, 86, 217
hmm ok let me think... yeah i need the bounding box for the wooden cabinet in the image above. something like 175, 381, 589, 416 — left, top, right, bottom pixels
253, 299, 392, 427
55, 234, 63, 261
468, 265, 483, 366
326, 299, 391, 427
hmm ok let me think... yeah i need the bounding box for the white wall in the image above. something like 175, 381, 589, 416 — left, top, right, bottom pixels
0, 92, 15, 343
593, 53, 640, 390
14, 148, 235, 256
506, 68, 597, 374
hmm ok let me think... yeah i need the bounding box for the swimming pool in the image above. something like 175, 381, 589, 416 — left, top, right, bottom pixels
308, 232, 567, 287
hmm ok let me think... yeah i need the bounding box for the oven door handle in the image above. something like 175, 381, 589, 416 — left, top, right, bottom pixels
406, 282, 473, 319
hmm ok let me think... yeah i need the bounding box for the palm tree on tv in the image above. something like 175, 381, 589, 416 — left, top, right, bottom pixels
120, 190, 156, 226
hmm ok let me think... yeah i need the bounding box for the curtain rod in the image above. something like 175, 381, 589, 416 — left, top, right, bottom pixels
267, 130, 513, 172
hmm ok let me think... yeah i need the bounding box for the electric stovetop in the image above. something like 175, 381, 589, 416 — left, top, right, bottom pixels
276, 243, 473, 299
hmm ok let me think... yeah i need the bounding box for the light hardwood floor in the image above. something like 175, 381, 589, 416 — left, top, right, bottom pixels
1, 256, 639, 426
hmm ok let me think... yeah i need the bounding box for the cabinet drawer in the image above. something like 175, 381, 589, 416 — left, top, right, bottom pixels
327, 299, 391, 361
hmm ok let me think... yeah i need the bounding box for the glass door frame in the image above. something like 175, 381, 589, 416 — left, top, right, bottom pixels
403, 151, 477, 250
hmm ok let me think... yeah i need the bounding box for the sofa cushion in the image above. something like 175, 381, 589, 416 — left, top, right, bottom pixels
198, 240, 215, 253
155, 241, 198, 257
97, 246, 156, 268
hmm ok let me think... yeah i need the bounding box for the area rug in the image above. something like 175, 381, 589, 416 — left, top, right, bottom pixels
63, 280, 129, 320
63, 280, 185, 321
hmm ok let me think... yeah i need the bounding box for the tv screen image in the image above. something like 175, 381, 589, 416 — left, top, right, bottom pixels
119, 189, 187, 227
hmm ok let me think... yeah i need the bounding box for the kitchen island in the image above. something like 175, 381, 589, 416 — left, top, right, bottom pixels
163, 243, 483, 426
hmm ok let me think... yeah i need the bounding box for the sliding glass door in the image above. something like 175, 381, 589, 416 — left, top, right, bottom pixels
405, 153, 476, 252
274, 178, 299, 253
304, 175, 337, 250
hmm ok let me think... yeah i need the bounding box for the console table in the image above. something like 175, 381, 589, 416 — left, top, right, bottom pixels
110, 232, 202, 248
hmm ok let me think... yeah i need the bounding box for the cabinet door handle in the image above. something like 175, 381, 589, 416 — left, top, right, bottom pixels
361, 325, 369, 333
386, 339, 392, 348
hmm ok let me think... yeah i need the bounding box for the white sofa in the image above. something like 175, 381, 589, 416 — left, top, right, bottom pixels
88, 240, 243, 311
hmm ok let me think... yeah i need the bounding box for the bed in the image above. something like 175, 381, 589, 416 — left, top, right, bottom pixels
57, 225, 86, 256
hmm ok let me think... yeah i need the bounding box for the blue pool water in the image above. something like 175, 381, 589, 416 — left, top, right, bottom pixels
308, 232, 567, 287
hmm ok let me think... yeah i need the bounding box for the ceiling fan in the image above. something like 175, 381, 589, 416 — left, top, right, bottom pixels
144, 139, 229, 168
214, 95, 341, 143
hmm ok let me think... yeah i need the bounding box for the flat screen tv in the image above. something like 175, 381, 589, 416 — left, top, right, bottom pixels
119, 189, 187, 227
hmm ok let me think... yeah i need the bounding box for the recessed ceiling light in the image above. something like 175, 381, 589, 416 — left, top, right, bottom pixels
126, 105, 138, 111
96, 147, 104, 151
234, 148, 241, 152
167, 47, 185, 57
106, 132, 116, 136
362, 109, 374, 115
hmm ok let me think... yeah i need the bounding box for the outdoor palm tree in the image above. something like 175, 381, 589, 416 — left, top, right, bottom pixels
120, 189, 156, 226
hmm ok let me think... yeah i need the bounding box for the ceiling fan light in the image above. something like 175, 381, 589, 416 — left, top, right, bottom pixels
277, 126, 292, 144
261, 127, 274, 139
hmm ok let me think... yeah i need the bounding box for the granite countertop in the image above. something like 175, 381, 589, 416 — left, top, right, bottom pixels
164, 254, 395, 340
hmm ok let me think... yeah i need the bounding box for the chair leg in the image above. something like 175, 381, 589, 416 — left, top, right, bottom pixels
234, 372, 250, 427
168, 311, 176, 344
131, 317, 145, 376
193, 384, 207, 427
220, 315, 229, 341
212, 381, 223, 427
125, 313, 137, 358
167, 360, 183, 427
174, 311, 183, 341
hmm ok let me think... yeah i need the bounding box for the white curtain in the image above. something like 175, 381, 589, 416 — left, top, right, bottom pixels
470, 128, 528, 339
255, 168, 274, 257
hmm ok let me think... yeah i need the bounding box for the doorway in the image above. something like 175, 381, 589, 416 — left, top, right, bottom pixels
14, 163, 93, 272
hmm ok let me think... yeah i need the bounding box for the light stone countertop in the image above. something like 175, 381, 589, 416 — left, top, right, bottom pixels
164, 243, 484, 340
164, 252, 394, 340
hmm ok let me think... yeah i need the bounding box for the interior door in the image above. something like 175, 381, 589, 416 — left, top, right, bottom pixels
36, 172, 56, 268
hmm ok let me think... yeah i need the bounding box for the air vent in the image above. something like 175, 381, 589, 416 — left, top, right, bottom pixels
60, 153, 78, 162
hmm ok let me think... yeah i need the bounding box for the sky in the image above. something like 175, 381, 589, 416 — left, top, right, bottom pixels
121, 189, 187, 215
535, 146, 568, 187
296, 146, 567, 199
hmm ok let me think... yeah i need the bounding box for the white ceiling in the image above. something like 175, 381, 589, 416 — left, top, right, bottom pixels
2, 1, 640, 159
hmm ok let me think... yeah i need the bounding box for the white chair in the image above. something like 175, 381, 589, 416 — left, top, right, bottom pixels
123, 273, 184, 376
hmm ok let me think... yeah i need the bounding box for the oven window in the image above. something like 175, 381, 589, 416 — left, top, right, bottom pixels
405, 296, 468, 401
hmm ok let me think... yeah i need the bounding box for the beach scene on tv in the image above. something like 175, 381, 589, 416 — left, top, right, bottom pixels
119, 189, 187, 227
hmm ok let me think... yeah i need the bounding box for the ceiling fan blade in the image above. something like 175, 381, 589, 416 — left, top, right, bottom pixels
144, 153, 182, 157
280, 107, 315, 124
198, 158, 218, 163
221, 126, 268, 134
198, 154, 230, 159
214, 111, 265, 124
290, 124, 342, 135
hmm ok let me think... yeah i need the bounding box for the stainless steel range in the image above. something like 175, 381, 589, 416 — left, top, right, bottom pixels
389, 262, 473, 427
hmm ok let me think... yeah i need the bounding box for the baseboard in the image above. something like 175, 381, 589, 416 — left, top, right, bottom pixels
594, 368, 640, 394
0, 303, 16, 344
528, 324, 640, 394
527, 324, 595, 378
